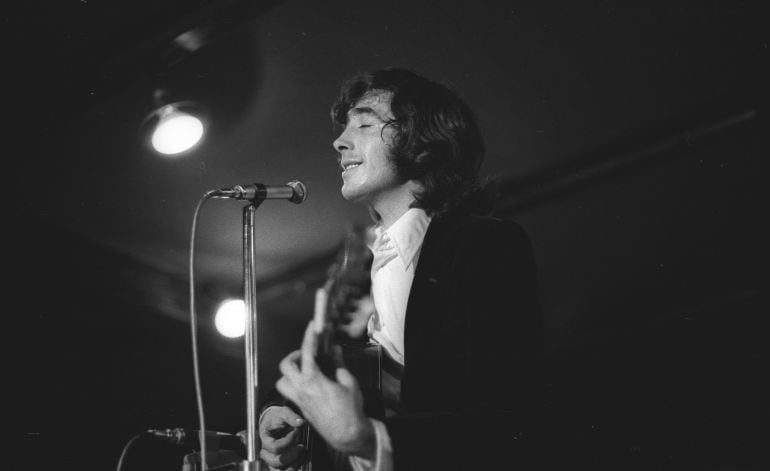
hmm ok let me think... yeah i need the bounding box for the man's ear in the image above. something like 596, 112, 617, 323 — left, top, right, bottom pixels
409, 150, 431, 175
414, 150, 430, 164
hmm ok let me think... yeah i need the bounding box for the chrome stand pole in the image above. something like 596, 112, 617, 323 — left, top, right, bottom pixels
241, 201, 262, 471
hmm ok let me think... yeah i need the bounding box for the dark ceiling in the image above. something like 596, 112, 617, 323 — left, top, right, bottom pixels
7, 1, 768, 470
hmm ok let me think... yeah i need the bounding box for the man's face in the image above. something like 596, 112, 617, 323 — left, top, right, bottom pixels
333, 91, 401, 204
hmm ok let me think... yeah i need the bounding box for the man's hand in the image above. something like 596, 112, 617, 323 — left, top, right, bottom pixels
339, 294, 375, 339
258, 406, 307, 470
276, 320, 376, 460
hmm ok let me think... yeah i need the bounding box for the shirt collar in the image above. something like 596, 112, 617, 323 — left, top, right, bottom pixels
373, 208, 431, 270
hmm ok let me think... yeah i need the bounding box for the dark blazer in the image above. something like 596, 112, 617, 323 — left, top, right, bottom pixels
384, 212, 543, 470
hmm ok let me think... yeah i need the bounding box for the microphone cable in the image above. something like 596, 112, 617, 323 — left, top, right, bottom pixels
115, 191, 216, 471
113, 191, 215, 471
187, 190, 219, 471
115, 432, 147, 471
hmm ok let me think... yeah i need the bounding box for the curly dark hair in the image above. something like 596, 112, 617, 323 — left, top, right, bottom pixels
331, 67, 493, 218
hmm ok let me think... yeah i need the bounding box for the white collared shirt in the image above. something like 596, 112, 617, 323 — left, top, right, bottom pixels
349, 208, 431, 471
367, 208, 432, 365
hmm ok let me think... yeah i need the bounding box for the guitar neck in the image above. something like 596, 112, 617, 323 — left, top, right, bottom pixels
312, 287, 338, 377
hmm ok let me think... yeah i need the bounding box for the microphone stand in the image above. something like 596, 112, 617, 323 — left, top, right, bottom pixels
206, 180, 306, 471
241, 200, 263, 471
200, 181, 306, 471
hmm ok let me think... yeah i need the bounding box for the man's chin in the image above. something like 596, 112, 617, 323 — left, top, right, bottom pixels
341, 187, 366, 202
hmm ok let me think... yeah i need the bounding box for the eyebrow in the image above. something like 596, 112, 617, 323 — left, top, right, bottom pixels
347, 106, 388, 122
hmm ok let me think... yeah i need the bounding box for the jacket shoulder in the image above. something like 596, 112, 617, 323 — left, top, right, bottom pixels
448, 213, 531, 246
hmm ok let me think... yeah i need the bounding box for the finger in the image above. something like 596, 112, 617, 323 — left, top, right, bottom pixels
260, 434, 281, 454
275, 377, 297, 404
258, 449, 280, 469
262, 415, 305, 445
259, 443, 307, 469
335, 367, 358, 390
261, 406, 305, 430
353, 296, 375, 315
278, 351, 302, 379
269, 427, 302, 451
278, 444, 306, 468
259, 408, 292, 446
260, 449, 289, 469
274, 407, 305, 427
300, 320, 319, 374
261, 429, 299, 455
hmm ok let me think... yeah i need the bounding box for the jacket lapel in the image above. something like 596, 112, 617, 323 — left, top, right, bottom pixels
403, 215, 463, 367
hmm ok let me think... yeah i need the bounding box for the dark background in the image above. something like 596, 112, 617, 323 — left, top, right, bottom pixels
5, 1, 768, 470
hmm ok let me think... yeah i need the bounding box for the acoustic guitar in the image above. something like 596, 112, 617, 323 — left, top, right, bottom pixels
301, 227, 383, 471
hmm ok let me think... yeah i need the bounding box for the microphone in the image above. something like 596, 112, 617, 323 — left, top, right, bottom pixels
146, 428, 245, 451
210, 180, 307, 204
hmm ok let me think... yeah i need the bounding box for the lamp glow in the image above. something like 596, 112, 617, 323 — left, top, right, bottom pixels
150, 105, 204, 155
214, 299, 246, 338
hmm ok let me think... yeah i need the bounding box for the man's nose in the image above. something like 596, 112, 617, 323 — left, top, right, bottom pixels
333, 130, 352, 152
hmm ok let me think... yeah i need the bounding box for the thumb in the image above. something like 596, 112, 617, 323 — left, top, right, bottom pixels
262, 405, 304, 429
335, 367, 358, 390
278, 407, 305, 427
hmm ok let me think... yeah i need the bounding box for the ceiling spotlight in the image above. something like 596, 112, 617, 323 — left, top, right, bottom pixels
151, 104, 204, 155
214, 298, 246, 339
142, 90, 207, 156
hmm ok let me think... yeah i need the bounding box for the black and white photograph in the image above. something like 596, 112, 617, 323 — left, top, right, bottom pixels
6, 1, 768, 470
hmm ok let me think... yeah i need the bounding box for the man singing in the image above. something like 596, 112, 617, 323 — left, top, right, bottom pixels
259, 67, 543, 470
